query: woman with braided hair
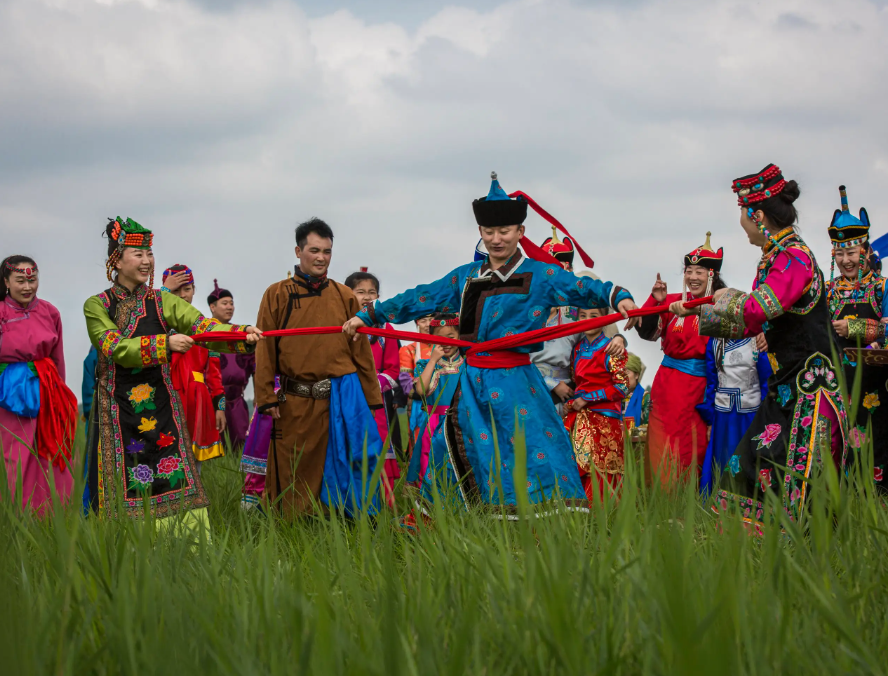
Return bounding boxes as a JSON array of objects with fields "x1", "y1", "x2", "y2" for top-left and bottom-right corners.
[
  {"x1": 82, "y1": 218, "x2": 262, "y2": 524},
  {"x1": 674, "y1": 164, "x2": 849, "y2": 528}
]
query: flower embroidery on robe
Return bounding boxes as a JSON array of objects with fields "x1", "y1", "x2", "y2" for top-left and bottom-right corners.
[
  {"x1": 777, "y1": 384, "x2": 792, "y2": 406},
  {"x1": 768, "y1": 353, "x2": 780, "y2": 374},
  {"x1": 128, "y1": 384, "x2": 156, "y2": 414},
  {"x1": 128, "y1": 464, "x2": 154, "y2": 489},
  {"x1": 138, "y1": 416, "x2": 157, "y2": 433},
  {"x1": 863, "y1": 392, "x2": 880, "y2": 411},
  {"x1": 850, "y1": 426, "x2": 867, "y2": 449},
  {"x1": 156, "y1": 456, "x2": 186, "y2": 487},
  {"x1": 875, "y1": 466, "x2": 884, "y2": 483},
  {"x1": 157, "y1": 432, "x2": 175, "y2": 448},
  {"x1": 758, "y1": 469, "x2": 772, "y2": 491},
  {"x1": 728, "y1": 455, "x2": 741, "y2": 476},
  {"x1": 752, "y1": 423, "x2": 782, "y2": 449},
  {"x1": 125, "y1": 439, "x2": 145, "y2": 454}
]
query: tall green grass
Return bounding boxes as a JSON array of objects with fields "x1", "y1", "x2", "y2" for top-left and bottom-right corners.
[{"x1": 3, "y1": 422, "x2": 888, "y2": 676}]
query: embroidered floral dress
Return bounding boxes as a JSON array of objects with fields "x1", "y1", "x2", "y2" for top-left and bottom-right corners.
[
  {"x1": 563, "y1": 333, "x2": 629, "y2": 501},
  {"x1": 83, "y1": 284, "x2": 250, "y2": 521},
  {"x1": 699, "y1": 227, "x2": 848, "y2": 526},
  {"x1": 827, "y1": 271, "x2": 888, "y2": 491}
]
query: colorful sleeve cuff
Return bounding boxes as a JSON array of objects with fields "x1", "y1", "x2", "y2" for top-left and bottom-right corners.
[
  {"x1": 699, "y1": 288, "x2": 747, "y2": 339},
  {"x1": 357, "y1": 304, "x2": 378, "y2": 327},
  {"x1": 100, "y1": 330, "x2": 122, "y2": 358},
  {"x1": 749, "y1": 282, "x2": 784, "y2": 321},
  {"x1": 139, "y1": 334, "x2": 169, "y2": 367},
  {"x1": 848, "y1": 318, "x2": 883, "y2": 344},
  {"x1": 213, "y1": 394, "x2": 226, "y2": 411}
]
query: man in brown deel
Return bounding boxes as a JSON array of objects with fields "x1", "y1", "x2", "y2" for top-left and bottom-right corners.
[{"x1": 255, "y1": 217, "x2": 383, "y2": 516}]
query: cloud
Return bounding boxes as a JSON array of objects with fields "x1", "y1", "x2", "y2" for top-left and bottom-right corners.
[{"x1": 1, "y1": 0, "x2": 887, "y2": 396}]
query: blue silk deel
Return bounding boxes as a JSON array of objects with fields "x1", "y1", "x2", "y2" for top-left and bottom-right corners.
[
  {"x1": 319, "y1": 373, "x2": 383, "y2": 516},
  {"x1": 0, "y1": 362, "x2": 40, "y2": 418}
]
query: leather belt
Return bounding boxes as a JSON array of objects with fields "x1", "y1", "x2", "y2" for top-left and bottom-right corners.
[{"x1": 278, "y1": 375, "x2": 332, "y2": 402}]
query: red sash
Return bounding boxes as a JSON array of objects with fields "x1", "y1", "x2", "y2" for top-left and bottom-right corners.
[{"x1": 33, "y1": 358, "x2": 77, "y2": 472}]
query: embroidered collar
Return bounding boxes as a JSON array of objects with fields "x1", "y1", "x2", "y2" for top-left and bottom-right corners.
[
  {"x1": 578, "y1": 331, "x2": 609, "y2": 353},
  {"x1": 3, "y1": 296, "x2": 38, "y2": 313},
  {"x1": 479, "y1": 250, "x2": 524, "y2": 282},
  {"x1": 111, "y1": 283, "x2": 149, "y2": 301},
  {"x1": 294, "y1": 267, "x2": 328, "y2": 290},
  {"x1": 834, "y1": 270, "x2": 875, "y2": 289},
  {"x1": 761, "y1": 227, "x2": 797, "y2": 256}
]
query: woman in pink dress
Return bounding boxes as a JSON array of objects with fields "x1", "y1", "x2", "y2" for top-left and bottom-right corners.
[{"x1": 0, "y1": 255, "x2": 77, "y2": 513}]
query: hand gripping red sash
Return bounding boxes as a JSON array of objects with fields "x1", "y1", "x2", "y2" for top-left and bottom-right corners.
[
  {"x1": 191, "y1": 297, "x2": 712, "y2": 369},
  {"x1": 32, "y1": 358, "x2": 78, "y2": 472}
]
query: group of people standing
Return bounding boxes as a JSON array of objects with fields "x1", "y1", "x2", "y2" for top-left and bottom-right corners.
[{"x1": 0, "y1": 163, "x2": 882, "y2": 533}]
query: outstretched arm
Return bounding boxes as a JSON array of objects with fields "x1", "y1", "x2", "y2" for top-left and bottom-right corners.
[{"x1": 355, "y1": 267, "x2": 465, "y2": 328}]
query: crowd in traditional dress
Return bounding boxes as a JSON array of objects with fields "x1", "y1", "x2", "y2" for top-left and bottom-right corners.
[{"x1": 1, "y1": 164, "x2": 882, "y2": 531}]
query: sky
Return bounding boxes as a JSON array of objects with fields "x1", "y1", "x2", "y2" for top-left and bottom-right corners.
[{"x1": 1, "y1": 0, "x2": 887, "y2": 402}]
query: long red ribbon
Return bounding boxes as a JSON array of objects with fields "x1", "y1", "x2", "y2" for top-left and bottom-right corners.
[
  {"x1": 192, "y1": 297, "x2": 712, "y2": 357},
  {"x1": 509, "y1": 190, "x2": 595, "y2": 270}
]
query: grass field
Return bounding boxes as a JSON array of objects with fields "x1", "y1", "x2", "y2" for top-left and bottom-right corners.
[{"x1": 2, "y1": 424, "x2": 888, "y2": 676}]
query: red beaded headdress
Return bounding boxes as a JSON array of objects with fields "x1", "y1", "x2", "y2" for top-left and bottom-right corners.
[
  {"x1": 4, "y1": 260, "x2": 38, "y2": 277},
  {"x1": 732, "y1": 164, "x2": 786, "y2": 206},
  {"x1": 109, "y1": 217, "x2": 153, "y2": 251},
  {"x1": 428, "y1": 316, "x2": 460, "y2": 328}
]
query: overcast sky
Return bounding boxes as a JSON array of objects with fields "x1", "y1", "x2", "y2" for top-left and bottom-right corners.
[{"x1": 2, "y1": 0, "x2": 887, "y2": 400}]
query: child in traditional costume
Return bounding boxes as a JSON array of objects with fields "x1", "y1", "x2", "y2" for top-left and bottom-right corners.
[
  {"x1": 826, "y1": 186, "x2": 888, "y2": 491},
  {"x1": 208, "y1": 280, "x2": 255, "y2": 448},
  {"x1": 83, "y1": 218, "x2": 259, "y2": 525},
  {"x1": 409, "y1": 313, "x2": 465, "y2": 485},
  {"x1": 637, "y1": 233, "x2": 723, "y2": 485},
  {"x1": 163, "y1": 264, "x2": 228, "y2": 468},
  {"x1": 563, "y1": 307, "x2": 629, "y2": 501},
  {"x1": 0, "y1": 256, "x2": 77, "y2": 513},
  {"x1": 696, "y1": 336, "x2": 771, "y2": 497},
  {"x1": 676, "y1": 164, "x2": 848, "y2": 527}
]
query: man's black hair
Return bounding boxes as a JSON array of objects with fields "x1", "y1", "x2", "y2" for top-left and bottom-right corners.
[
  {"x1": 344, "y1": 271, "x2": 380, "y2": 293},
  {"x1": 295, "y1": 217, "x2": 334, "y2": 249}
]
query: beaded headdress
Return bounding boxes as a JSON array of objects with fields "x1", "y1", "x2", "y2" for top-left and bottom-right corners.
[
  {"x1": 109, "y1": 217, "x2": 153, "y2": 252},
  {"x1": 828, "y1": 185, "x2": 871, "y2": 290},
  {"x1": 731, "y1": 164, "x2": 801, "y2": 267},
  {"x1": 4, "y1": 260, "x2": 38, "y2": 278},
  {"x1": 428, "y1": 316, "x2": 460, "y2": 328},
  {"x1": 828, "y1": 185, "x2": 869, "y2": 249},
  {"x1": 732, "y1": 164, "x2": 786, "y2": 206},
  {"x1": 105, "y1": 216, "x2": 154, "y2": 287}
]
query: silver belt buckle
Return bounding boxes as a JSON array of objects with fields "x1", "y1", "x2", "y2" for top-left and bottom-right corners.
[
  {"x1": 312, "y1": 379, "x2": 332, "y2": 400},
  {"x1": 295, "y1": 382, "x2": 313, "y2": 398}
]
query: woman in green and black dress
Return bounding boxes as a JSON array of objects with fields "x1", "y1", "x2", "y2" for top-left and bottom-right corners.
[{"x1": 83, "y1": 217, "x2": 261, "y2": 529}]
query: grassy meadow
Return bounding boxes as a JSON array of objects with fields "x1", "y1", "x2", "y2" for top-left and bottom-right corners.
[{"x1": 3, "y1": 420, "x2": 888, "y2": 676}]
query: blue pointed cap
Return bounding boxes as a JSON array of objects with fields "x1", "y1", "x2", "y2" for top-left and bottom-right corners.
[
  {"x1": 486, "y1": 171, "x2": 511, "y2": 201},
  {"x1": 829, "y1": 184, "x2": 869, "y2": 248}
]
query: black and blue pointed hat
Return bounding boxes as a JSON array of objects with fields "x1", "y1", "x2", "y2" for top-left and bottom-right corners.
[
  {"x1": 829, "y1": 185, "x2": 870, "y2": 249},
  {"x1": 472, "y1": 171, "x2": 528, "y2": 227}
]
